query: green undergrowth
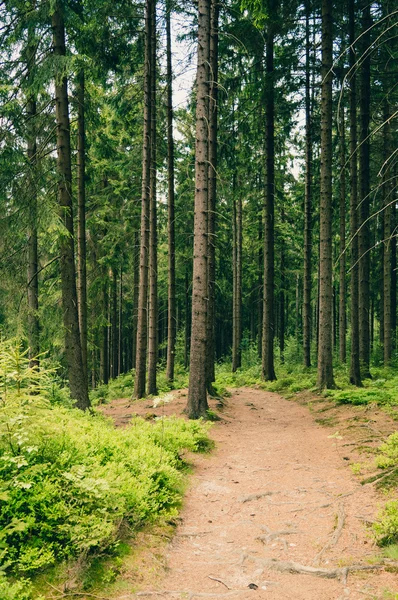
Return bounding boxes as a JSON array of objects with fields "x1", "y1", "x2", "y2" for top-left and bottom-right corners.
[
  {"x1": 0, "y1": 340, "x2": 211, "y2": 598},
  {"x1": 372, "y1": 433, "x2": 398, "y2": 546},
  {"x1": 89, "y1": 364, "x2": 189, "y2": 405}
]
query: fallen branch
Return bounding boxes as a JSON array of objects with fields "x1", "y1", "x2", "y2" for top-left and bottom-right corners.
[{"x1": 313, "y1": 502, "x2": 346, "y2": 565}]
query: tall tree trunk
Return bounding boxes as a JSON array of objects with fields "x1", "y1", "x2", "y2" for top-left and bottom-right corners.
[
  {"x1": 111, "y1": 268, "x2": 118, "y2": 378},
  {"x1": 77, "y1": 70, "x2": 88, "y2": 382},
  {"x1": 257, "y1": 206, "x2": 263, "y2": 357},
  {"x1": 52, "y1": 3, "x2": 89, "y2": 409},
  {"x1": 232, "y1": 183, "x2": 242, "y2": 372},
  {"x1": 358, "y1": 0, "x2": 372, "y2": 378},
  {"x1": 100, "y1": 275, "x2": 109, "y2": 384},
  {"x1": 118, "y1": 266, "x2": 123, "y2": 375},
  {"x1": 132, "y1": 229, "x2": 139, "y2": 368},
  {"x1": 206, "y1": 0, "x2": 219, "y2": 390},
  {"x1": 262, "y1": 7, "x2": 276, "y2": 382},
  {"x1": 26, "y1": 21, "x2": 39, "y2": 369},
  {"x1": 338, "y1": 107, "x2": 346, "y2": 363},
  {"x1": 383, "y1": 100, "x2": 392, "y2": 365},
  {"x1": 392, "y1": 196, "x2": 397, "y2": 349},
  {"x1": 184, "y1": 267, "x2": 190, "y2": 369},
  {"x1": 280, "y1": 239, "x2": 285, "y2": 364},
  {"x1": 147, "y1": 0, "x2": 158, "y2": 396},
  {"x1": 133, "y1": 0, "x2": 153, "y2": 398},
  {"x1": 348, "y1": 0, "x2": 362, "y2": 386},
  {"x1": 186, "y1": 0, "x2": 211, "y2": 418},
  {"x1": 317, "y1": 0, "x2": 334, "y2": 389},
  {"x1": 166, "y1": 0, "x2": 176, "y2": 384},
  {"x1": 303, "y1": 0, "x2": 312, "y2": 368}
]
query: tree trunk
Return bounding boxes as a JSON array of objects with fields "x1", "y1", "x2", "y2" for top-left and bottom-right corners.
[
  {"x1": 184, "y1": 267, "x2": 190, "y2": 369},
  {"x1": 257, "y1": 207, "x2": 263, "y2": 358},
  {"x1": 338, "y1": 107, "x2": 346, "y2": 363},
  {"x1": 166, "y1": 0, "x2": 176, "y2": 384},
  {"x1": 100, "y1": 274, "x2": 109, "y2": 384},
  {"x1": 383, "y1": 100, "x2": 392, "y2": 365},
  {"x1": 133, "y1": 0, "x2": 153, "y2": 398},
  {"x1": 52, "y1": 3, "x2": 89, "y2": 409},
  {"x1": 280, "y1": 244, "x2": 285, "y2": 364},
  {"x1": 303, "y1": 0, "x2": 312, "y2": 368},
  {"x1": 206, "y1": 0, "x2": 219, "y2": 390},
  {"x1": 317, "y1": 0, "x2": 334, "y2": 389},
  {"x1": 358, "y1": 0, "x2": 372, "y2": 378},
  {"x1": 262, "y1": 8, "x2": 276, "y2": 382},
  {"x1": 77, "y1": 70, "x2": 88, "y2": 383},
  {"x1": 147, "y1": 0, "x2": 158, "y2": 396},
  {"x1": 111, "y1": 268, "x2": 118, "y2": 379},
  {"x1": 118, "y1": 266, "x2": 123, "y2": 376},
  {"x1": 26, "y1": 22, "x2": 39, "y2": 369},
  {"x1": 186, "y1": 0, "x2": 211, "y2": 418},
  {"x1": 348, "y1": 0, "x2": 361, "y2": 386},
  {"x1": 232, "y1": 182, "x2": 242, "y2": 372},
  {"x1": 132, "y1": 229, "x2": 139, "y2": 368}
]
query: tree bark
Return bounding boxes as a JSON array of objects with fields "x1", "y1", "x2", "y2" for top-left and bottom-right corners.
[
  {"x1": 186, "y1": 0, "x2": 211, "y2": 418},
  {"x1": 262, "y1": 6, "x2": 276, "y2": 382},
  {"x1": 77, "y1": 70, "x2": 88, "y2": 382},
  {"x1": 184, "y1": 267, "x2": 190, "y2": 369},
  {"x1": 358, "y1": 0, "x2": 372, "y2": 378},
  {"x1": 52, "y1": 2, "x2": 89, "y2": 409},
  {"x1": 118, "y1": 266, "x2": 123, "y2": 375},
  {"x1": 257, "y1": 206, "x2": 263, "y2": 357},
  {"x1": 317, "y1": 0, "x2": 334, "y2": 389},
  {"x1": 280, "y1": 229, "x2": 285, "y2": 364},
  {"x1": 232, "y1": 179, "x2": 242, "y2": 372},
  {"x1": 100, "y1": 274, "x2": 109, "y2": 384},
  {"x1": 26, "y1": 20, "x2": 39, "y2": 369},
  {"x1": 166, "y1": 0, "x2": 176, "y2": 384},
  {"x1": 348, "y1": 0, "x2": 361, "y2": 386},
  {"x1": 147, "y1": 0, "x2": 158, "y2": 396},
  {"x1": 111, "y1": 268, "x2": 118, "y2": 379},
  {"x1": 383, "y1": 100, "x2": 392, "y2": 365},
  {"x1": 206, "y1": 0, "x2": 219, "y2": 390},
  {"x1": 303, "y1": 0, "x2": 312, "y2": 368},
  {"x1": 338, "y1": 107, "x2": 346, "y2": 363},
  {"x1": 132, "y1": 229, "x2": 139, "y2": 369},
  {"x1": 133, "y1": 0, "x2": 153, "y2": 398}
]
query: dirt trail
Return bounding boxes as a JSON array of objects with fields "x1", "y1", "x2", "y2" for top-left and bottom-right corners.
[{"x1": 102, "y1": 388, "x2": 397, "y2": 600}]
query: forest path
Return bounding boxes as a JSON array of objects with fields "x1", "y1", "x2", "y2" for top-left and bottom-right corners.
[{"x1": 102, "y1": 388, "x2": 396, "y2": 600}]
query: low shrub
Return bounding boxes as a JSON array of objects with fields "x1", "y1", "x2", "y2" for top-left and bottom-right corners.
[{"x1": 0, "y1": 340, "x2": 210, "y2": 594}]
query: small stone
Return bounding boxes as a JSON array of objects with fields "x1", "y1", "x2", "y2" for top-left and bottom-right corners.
[{"x1": 248, "y1": 583, "x2": 258, "y2": 590}]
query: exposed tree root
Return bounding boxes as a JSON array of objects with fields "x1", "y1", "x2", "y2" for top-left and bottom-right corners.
[
  {"x1": 243, "y1": 555, "x2": 385, "y2": 585},
  {"x1": 135, "y1": 591, "x2": 248, "y2": 599},
  {"x1": 313, "y1": 502, "x2": 346, "y2": 565},
  {"x1": 207, "y1": 575, "x2": 230, "y2": 589},
  {"x1": 239, "y1": 491, "x2": 275, "y2": 503}
]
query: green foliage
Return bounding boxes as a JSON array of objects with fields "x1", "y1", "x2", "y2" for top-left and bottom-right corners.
[
  {"x1": 90, "y1": 367, "x2": 190, "y2": 405},
  {"x1": 376, "y1": 433, "x2": 398, "y2": 470},
  {"x1": 0, "y1": 340, "x2": 210, "y2": 594},
  {"x1": 374, "y1": 501, "x2": 398, "y2": 546},
  {"x1": 0, "y1": 573, "x2": 37, "y2": 600}
]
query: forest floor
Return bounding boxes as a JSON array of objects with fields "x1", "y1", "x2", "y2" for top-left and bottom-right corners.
[{"x1": 97, "y1": 387, "x2": 398, "y2": 600}]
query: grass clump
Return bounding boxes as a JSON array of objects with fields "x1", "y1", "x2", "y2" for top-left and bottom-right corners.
[{"x1": 0, "y1": 339, "x2": 210, "y2": 596}]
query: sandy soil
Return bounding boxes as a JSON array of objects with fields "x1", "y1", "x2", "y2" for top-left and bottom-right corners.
[{"x1": 100, "y1": 388, "x2": 398, "y2": 600}]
